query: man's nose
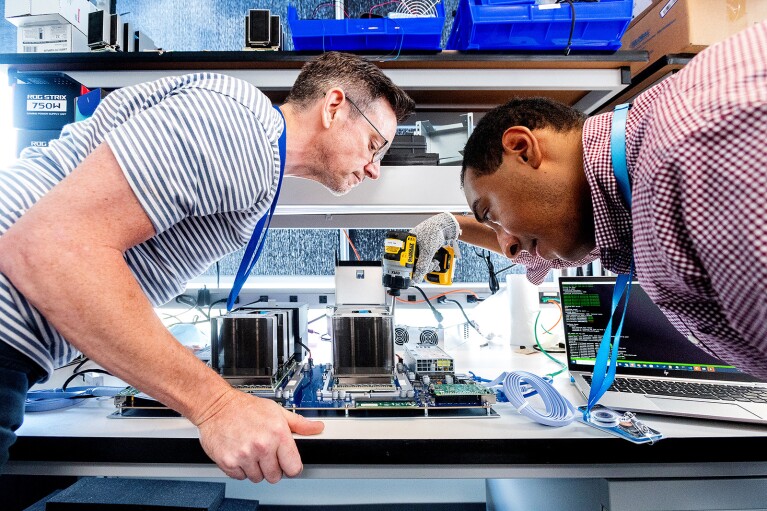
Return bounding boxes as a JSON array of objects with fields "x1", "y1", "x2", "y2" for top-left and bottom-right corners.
[
  {"x1": 364, "y1": 161, "x2": 381, "y2": 180},
  {"x1": 495, "y1": 230, "x2": 521, "y2": 259}
]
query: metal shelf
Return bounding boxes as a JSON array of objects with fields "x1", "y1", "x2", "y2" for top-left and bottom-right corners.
[
  {"x1": 273, "y1": 165, "x2": 466, "y2": 228},
  {"x1": 1, "y1": 50, "x2": 644, "y2": 113},
  {"x1": 0, "y1": 51, "x2": 646, "y2": 224},
  {"x1": 593, "y1": 53, "x2": 694, "y2": 115}
]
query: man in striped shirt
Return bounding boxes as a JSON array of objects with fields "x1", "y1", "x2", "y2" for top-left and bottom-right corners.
[
  {"x1": 413, "y1": 21, "x2": 767, "y2": 381},
  {"x1": 0, "y1": 52, "x2": 414, "y2": 482}
]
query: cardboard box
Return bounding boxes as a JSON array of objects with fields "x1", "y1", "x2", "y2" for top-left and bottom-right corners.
[
  {"x1": 16, "y1": 129, "x2": 62, "y2": 157},
  {"x1": 621, "y1": 0, "x2": 767, "y2": 76},
  {"x1": 16, "y1": 21, "x2": 89, "y2": 52},
  {"x1": 5, "y1": 0, "x2": 95, "y2": 36},
  {"x1": 13, "y1": 83, "x2": 80, "y2": 130}
]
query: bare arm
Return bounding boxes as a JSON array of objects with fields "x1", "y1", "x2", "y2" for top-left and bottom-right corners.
[
  {"x1": 0, "y1": 143, "x2": 323, "y2": 482},
  {"x1": 455, "y1": 214, "x2": 506, "y2": 256}
]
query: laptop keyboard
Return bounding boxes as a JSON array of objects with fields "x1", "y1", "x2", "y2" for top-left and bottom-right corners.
[{"x1": 584, "y1": 376, "x2": 767, "y2": 403}]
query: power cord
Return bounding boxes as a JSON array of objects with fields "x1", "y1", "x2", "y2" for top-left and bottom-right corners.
[
  {"x1": 175, "y1": 294, "x2": 210, "y2": 320},
  {"x1": 413, "y1": 285, "x2": 443, "y2": 324},
  {"x1": 474, "y1": 248, "x2": 500, "y2": 294},
  {"x1": 296, "y1": 340, "x2": 312, "y2": 362},
  {"x1": 62, "y1": 368, "x2": 112, "y2": 391},
  {"x1": 308, "y1": 314, "x2": 327, "y2": 325},
  {"x1": 493, "y1": 263, "x2": 517, "y2": 277},
  {"x1": 305, "y1": 313, "x2": 329, "y2": 340},
  {"x1": 207, "y1": 297, "x2": 228, "y2": 318},
  {"x1": 438, "y1": 296, "x2": 486, "y2": 345},
  {"x1": 558, "y1": 0, "x2": 576, "y2": 56}
]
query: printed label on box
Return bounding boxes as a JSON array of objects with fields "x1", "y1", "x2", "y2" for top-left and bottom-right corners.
[
  {"x1": 19, "y1": 23, "x2": 73, "y2": 52},
  {"x1": 660, "y1": 0, "x2": 679, "y2": 18},
  {"x1": 20, "y1": 24, "x2": 70, "y2": 52},
  {"x1": 21, "y1": 23, "x2": 69, "y2": 42},
  {"x1": 14, "y1": 84, "x2": 78, "y2": 129},
  {"x1": 16, "y1": 128, "x2": 62, "y2": 157},
  {"x1": 26, "y1": 96, "x2": 68, "y2": 114}
]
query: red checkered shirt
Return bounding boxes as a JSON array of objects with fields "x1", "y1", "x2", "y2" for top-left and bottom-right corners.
[{"x1": 521, "y1": 20, "x2": 767, "y2": 380}]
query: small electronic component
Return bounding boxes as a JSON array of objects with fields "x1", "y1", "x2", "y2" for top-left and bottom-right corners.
[
  {"x1": 431, "y1": 383, "x2": 497, "y2": 406},
  {"x1": 402, "y1": 344, "x2": 454, "y2": 378},
  {"x1": 577, "y1": 405, "x2": 663, "y2": 444},
  {"x1": 113, "y1": 387, "x2": 179, "y2": 418}
]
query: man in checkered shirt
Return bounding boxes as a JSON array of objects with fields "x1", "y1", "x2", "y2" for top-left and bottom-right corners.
[{"x1": 412, "y1": 20, "x2": 767, "y2": 380}]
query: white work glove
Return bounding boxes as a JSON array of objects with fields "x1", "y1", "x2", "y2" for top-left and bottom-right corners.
[{"x1": 409, "y1": 212, "x2": 461, "y2": 284}]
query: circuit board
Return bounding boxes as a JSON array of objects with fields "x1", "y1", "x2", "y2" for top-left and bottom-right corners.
[{"x1": 111, "y1": 363, "x2": 499, "y2": 419}]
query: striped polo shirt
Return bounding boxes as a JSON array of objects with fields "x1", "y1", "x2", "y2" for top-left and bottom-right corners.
[{"x1": 0, "y1": 72, "x2": 283, "y2": 379}]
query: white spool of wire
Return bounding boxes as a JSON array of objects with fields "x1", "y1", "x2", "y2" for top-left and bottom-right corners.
[{"x1": 589, "y1": 407, "x2": 620, "y2": 428}]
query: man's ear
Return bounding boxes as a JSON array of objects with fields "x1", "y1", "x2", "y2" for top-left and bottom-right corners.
[
  {"x1": 501, "y1": 126, "x2": 542, "y2": 168},
  {"x1": 321, "y1": 88, "x2": 345, "y2": 129}
]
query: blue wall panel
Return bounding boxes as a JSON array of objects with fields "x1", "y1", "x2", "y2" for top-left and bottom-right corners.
[{"x1": 1, "y1": 1, "x2": 459, "y2": 53}]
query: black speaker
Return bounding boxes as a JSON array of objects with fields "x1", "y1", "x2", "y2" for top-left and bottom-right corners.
[
  {"x1": 109, "y1": 14, "x2": 121, "y2": 48},
  {"x1": 269, "y1": 15, "x2": 282, "y2": 49},
  {"x1": 87, "y1": 10, "x2": 105, "y2": 48},
  {"x1": 246, "y1": 9, "x2": 271, "y2": 47},
  {"x1": 122, "y1": 21, "x2": 132, "y2": 52}
]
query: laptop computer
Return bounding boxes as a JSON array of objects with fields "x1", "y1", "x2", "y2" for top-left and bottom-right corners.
[{"x1": 559, "y1": 276, "x2": 767, "y2": 425}]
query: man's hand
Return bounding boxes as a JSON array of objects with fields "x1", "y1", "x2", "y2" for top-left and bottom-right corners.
[
  {"x1": 196, "y1": 389, "x2": 324, "y2": 483},
  {"x1": 410, "y1": 212, "x2": 461, "y2": 284}
]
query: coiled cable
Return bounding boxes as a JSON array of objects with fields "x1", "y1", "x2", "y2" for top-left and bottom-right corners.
[
  {"x1": 488, "y1": 371, "x2": 577, "y2": 427},
  {"x1": 25, "y1": 386, "x2": 124, "y2": 412}
]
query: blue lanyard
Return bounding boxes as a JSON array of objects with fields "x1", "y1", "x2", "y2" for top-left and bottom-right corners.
[
  {"x1": 584, "y1": 103, "x2": 635, "y2": 420},
  {"x1": 226, "y1": 106, "x2": 286, "y2": 311}
]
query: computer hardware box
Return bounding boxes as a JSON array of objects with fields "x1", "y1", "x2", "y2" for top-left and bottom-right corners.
[
  {"x1": 210, "y1": 310, "x2": 280, "y2": 385},
  {"x1": 232, "y1": 301, "x2": 309, "y2": 362},
  {"x1": 330, "y1": 305, "x2": 394, "y2": 382}
]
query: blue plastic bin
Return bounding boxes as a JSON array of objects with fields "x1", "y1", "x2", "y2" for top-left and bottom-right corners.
[
  {"x1": 446, "y1": 0, "x2": 633, "y2": 51},
  {"x1": 288, "y1": 3, "x2": 445, "y2": 51}
]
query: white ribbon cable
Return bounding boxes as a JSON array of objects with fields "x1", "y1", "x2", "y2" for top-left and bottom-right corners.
[{"x1": 501, "y1": 371, "x2": 577, "y2": 427}]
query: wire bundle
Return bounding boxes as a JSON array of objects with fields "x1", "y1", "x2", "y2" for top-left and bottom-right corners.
[{"x1": 25, "y1": 386, "x2": 124, "y2": 412}]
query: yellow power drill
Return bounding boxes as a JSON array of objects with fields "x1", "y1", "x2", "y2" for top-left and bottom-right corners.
[{"x1": 382, "y1": 230, "x2": 456, "y2": 296}]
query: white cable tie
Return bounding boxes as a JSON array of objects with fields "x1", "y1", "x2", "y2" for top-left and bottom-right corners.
[{"x1": 516, "y1": 401, "x2": 530, "y2": 413}]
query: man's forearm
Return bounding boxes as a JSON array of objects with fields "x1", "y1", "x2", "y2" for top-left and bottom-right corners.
[
  {"x1": 0, "y1": 239, "x2": 231, "y2": 424},
  {"x1": 0, "y1": 141, "x2": 234, "y2": 425},
  {"x1": 454, "y1": 214, "x2": 506, "y2": 256}
]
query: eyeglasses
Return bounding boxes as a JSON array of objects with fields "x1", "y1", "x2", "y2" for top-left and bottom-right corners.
[{"x1": 345, "y1": 96, "x2": 390, "y2": 164}]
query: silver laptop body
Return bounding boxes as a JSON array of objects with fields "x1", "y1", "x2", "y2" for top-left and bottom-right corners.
[{"x1": 559, "y1": 277, "x2": 767, "y2": 425}]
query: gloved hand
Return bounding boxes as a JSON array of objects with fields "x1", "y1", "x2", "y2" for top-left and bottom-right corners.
[{"x1": 409, "y1": 212, "x2": 461, "y2": 285}]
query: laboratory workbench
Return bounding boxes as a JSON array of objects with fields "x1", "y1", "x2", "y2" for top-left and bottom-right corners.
[{"x1": 7, "y1": 343, "x2": 767, "y2": 481}]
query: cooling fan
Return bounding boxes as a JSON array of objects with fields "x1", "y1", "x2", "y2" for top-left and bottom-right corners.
[
  {"x1": 394, "y1": 325, "x2": 443, "y2": 348},
  {"x1": 393, "y1": 0, "x2": 439, "y2": 17}
]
